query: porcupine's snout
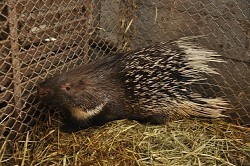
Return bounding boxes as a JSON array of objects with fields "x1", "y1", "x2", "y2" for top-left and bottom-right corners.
[{"x1": 37, "y1": 86, "x2": 53, "y2": 98}]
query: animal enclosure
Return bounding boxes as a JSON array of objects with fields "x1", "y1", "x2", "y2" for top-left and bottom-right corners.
[{"x1": 0, "y1": 0, "x2": 249, "y2": 147}]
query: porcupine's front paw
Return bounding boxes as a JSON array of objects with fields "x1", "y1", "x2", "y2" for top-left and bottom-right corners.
[
  {"x1": 60, "y1": 116, "x2": 96, "y2": 133},
  {"x1": 134, "y1": 113, "x2": 167, "y2": 125},
  {"x1": 60, "y1": 116, "x2": 87, "y2": 133},
  {"x1": 61, "y1": 122, "x2": 82, "y2": 133}
]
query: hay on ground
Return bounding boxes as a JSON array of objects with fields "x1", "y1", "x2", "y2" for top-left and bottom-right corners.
[{"x1": 0, "y1": 118, "x2": 249, "y2": 166}]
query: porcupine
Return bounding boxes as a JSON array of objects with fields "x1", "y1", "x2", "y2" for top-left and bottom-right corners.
[{"x1": 37, "y1": 36, "x2": 228, "y2": 132}]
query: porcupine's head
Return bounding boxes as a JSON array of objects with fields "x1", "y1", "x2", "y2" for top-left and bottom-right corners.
[{"x1": 37, "y1": 57, "x2": 127, "y2": 132}]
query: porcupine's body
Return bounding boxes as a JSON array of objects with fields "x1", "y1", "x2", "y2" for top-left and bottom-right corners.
[{"x1": 38, "y1": 36, "x2": 228, "y2": 132}]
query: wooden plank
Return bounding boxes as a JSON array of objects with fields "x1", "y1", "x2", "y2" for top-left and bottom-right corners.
[
  {"x1": 0, "y1": 57, "x2": 11, "y2": 72},
  {"x1": 21, "y1": 44, "x2": 83, "y2": 77},
  {"x1": 21, "y1": 57, "x2": 83, "y2": 90},
  {"x1": 0, "y1": 43, "x2": 10, "y2": 70},
  {"x1": 0, "y1": 2, "x2": 7, "y2": 22},
  {"x1": 16, "y1": 0, "x2": 88, "y2": 14},
  {"x1": 0, "y1": 105, "x2": 15, "y2": 120},
  {"x1": 16, "y1": 31, "x2": 86, "y2": 62},
  {"x1": 19, "y1": 1, "x2": 87, "y2": 28},
  {"x1": 19, "y1": 17, "x2": 87, "y2": 46},
  {"x1": 0, "y1": 21, "x2": 8, "y2": 31},
  {"x1": 0, "y1": 40, "x2": 10, "y2": 47},
  {"x1": 0, "y1": 91, "x2": 13, "y2": 102},
  {"x1": 21, "y1": 50, "x2": 83, "y2": 78},
  {"x1": 0, "y1": 74, "x2": 12, "y2": 86},
  {"x1": 0, "y1": 2, "x2": 7, "y2": 6},
  {"x1": 0, "y1": 65, "x2": 11, "y2": 74}
]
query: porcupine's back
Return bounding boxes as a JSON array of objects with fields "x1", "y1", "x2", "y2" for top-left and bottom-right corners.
[
  {"x1": 119, "y1": 36, "x2": 228, "y2": 122},
  {"x1": 38, "y1": 36, "x2": 229, "y2": 132}
]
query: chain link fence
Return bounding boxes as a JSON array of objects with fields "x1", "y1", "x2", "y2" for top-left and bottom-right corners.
[{"x1": 0, "y1": 0, "x2": 249, "y2": 143}]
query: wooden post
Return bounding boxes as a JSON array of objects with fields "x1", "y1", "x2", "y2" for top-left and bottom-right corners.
[
  {"x1": 93, "y1": 0, "x2": 102, "y2": 35},
  {"x1": 8, "y1": 0, "x2": 23, "y2": 117},
  {"x1": 83, "y1": 0, "x2": 93, "y2": 63}
]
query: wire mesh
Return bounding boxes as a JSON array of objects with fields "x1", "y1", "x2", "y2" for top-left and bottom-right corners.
[{"x1": 0, "y1": 0, "x2": 249, "y2": 143}]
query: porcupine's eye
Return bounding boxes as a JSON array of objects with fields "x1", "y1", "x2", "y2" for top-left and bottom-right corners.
[{"x1": 60, "y1": 83, "x2": 71, "y2": 91}]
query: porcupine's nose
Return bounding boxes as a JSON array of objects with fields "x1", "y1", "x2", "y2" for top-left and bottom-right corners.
[{"x1": 37, "y1": 86, "x2": 50, "y2": 98}]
